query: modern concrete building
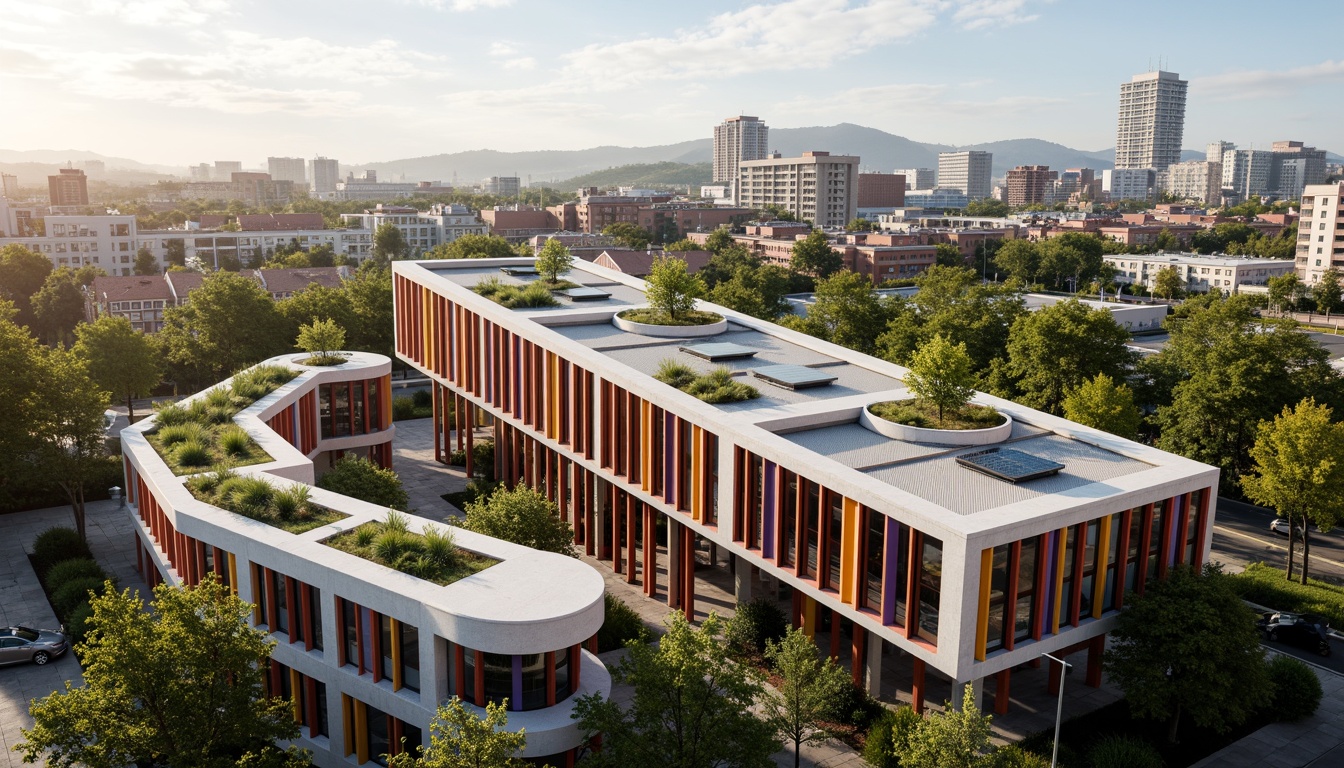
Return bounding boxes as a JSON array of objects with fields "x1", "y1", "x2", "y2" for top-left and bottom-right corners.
[
  {"x1": 1101, "y1": 169, "x2": 1154, "y2": 202},
  {"x1": 1206, "y1": 141, "x2": 1235, "y2": 164},
  {"x1": 738, "y1": 151, "x2": 860, "y2": 228},
  {"x1": 895, "y1": 168, "x2": 935, "y2": 191},
  {"x1": 268, "y1": 157, "x2": 309, "y2": 187},
  {"x1": 903, "y1": 189, "x2": 970, "y2": 209},
  {"x1": 392, "y1": 256, "x2": 1217, "y2": 717},
  {"x1": 1270, "y1": 141, "x2": 1327, "y2": 201},
  {"x1": 48, "y1": 167, "x2": 89, "y2": 207},
  {"x1": 1159, "y1": 160, "x2": 1222, "y2": 204},
  {"x1": 1221, "y1": 149, "x2": 1274, "y2": 200},
  {"x1": 339, "y1": 204, "x2": 487, "y2": 256},
  {"x1": 182, "y1": 173, "x2": 296, "y2": 206},
  {"x1": 1114, "y1": 70, "x2": 1187, "y2": 171},
  {"x1": 937, "y1": 152, "x2": 992, "y2": 201},
  {"x1": 311, "y1": 157, "x2": 341, "y2": 197},
  {"x1": 713, "y1": 115, "x2": 769, "y2": 184},
  {"x1": 1106, "y1": 251, "x2": 1296, "y2": 294},
  {"x1": 1297, "y1": 182, "x2": 1344, "y2": 284},
  {"x1": 482, "y1": 176, "x2": 521, "y2": 198},
  {"x1": 214, "y1": 161, "x2": 244, "y2": 181},
  {"x1": 120, "y1": 353, "x2": 609, "y2": 767},
  {"x1": 1005, "y1": 166, "x2": 1057, "y2": 208}
]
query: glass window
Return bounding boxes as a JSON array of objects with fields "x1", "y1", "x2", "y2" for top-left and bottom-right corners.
[
  {"x1": 333, "y1": 383, "x2": 351, "y2": 437},
  {"x1": 482, "y1": 652, "x2": 512, "y2": 707},
  {"x1": 319, "y1": 385, "x2": 333, "y2": 438},
  {"x1": 1184, "y1": 491, "x2": 1202, "y2": 564},
  {"x1": 520, "y1": 653, "x2": 547, "y2": 711},
  {"x1": 461, "y1": 647, "x2": 477, "y2": 704},
  {"x1": 780, "y1": 471, "x2": 797, "y2": 568},
  {"x1": 253, "y1": 566, "x2": 269, "y2": 627},
  {"x1": 314, "y1": 681, "x2": 328, "y2": 737},
  {"x1": 862, "y1": 508, "x2": 884, "y2": 611},
  {"x1": 1102, "y1": 513, "x2": 1122, "y2": 612},
  {"x1": 1014, "y1": 537, "x2": 1038, "y2": 642},
  {"x1": 554, "y1": 647, "x2": 572, "y2": 702},
  {"x1": 366, "y1": 704, "x2": 390, "y2": 767},
  {"x1": 368, "y1": 379, "x2": 381, "y2": 431},
  {"x1": 985, "y1": 544, "x2": 1010, "y2": 652},
  {"x1": 400, "y1": 723, "x2": 421, "y2": 758},
  {"x1": 380, "y1": 615, "x2": 395, "y2": 682},
  {"x1": 1125, "y1": 509, "x2": 1143, "y2": 595},
  {"x1": 826, "y1": 491, "x2": 844, "y2": 591},
  {"x1": 917, "y1": 536, "x2": 942, "y2": 644},
  {"x1": 804, "y1": 481, "x2": 820, "y2": 578},
  {"x1": 310, "y1": 587, "x2": 323, "y2": 650},
  {"x1": 352, "y1": 381, "x2": 366, "y2": 436},
  {"x1": 1060, "y1": 526, "x2": 1078, "y2": 623},
  {"x1": 1079, "y1": 522, "x2": 1099, "y2": 618},
  {"x1": 1147, "y1": 501, "x2": 1166, "y2": 583},
  {"x1": 401, "y1": 623, "x2": 419, "y2": 693},
  {"x1": 273, "y1": 572, "x2": 289, "y2": 635},
  {"x1": 342, "y1": 599, "x2": 357, "y2": 669},
  {"x1": 749, "y1": 455, "x2": 764, "y2": 549}
]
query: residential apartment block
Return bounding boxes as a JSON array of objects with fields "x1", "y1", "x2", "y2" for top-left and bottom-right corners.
[
  {"x1": 713, "y1": 115, "x2": 769, "y2": 184},
  {"x1": 895, "y1": 168, "x2": 935, "y2": 191},
  {"x1": 268, "y1": 157, "x2": 309, "y2": 187},
  {"x1": 937, "y1": 152, "x2": 992, "y2": 201},
  {"x1": 1159, "y1": 160, "x2": 1222, "y2": 204},
  {"x1": 392, "y1": 256, "x2": 1217, "y2": 719},
  {"x1": 182, "y1": 173, "x2": 296, "y2": 206},
  {"x1": 1221, "y1": 149, "x2": 1274, "y2": 200},
  {"x1": 1005, "y1": 166, "x2": 1057, "y2": 208},
  {"x1": 339, "y1": 204, "x2": 487, "y2": 255},
  {"x1": 311, "y1": 157, "x2": 341, "y2": 197},
  {"x1": 482, "y1": 176, "x2": 521, "y2": 198},
  {"x1": 1297, "y1": 182, "x2": 1344, "y2": 284},
  {"x1": 738, "y1": 151, "x2": 859, "y2": 228},
  {"x1": 48, "y1": 167, "x2": 89, "y2": 207},
  {"x1": 1114, "y1": 70, "x2": 1187, "y2": 171},
  {"x1": 1105, "y1": 251, "x2": 1296, "y2": 294},
  {"x1": 120, "y1": 353, "x2": 609, "y2": 767},
  {"x1": 1101, "y1": 168, "x2": 1154, "y2": 202}
]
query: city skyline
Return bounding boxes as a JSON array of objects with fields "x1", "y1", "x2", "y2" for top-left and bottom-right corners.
[{"x1": 2, "y1": 0, "x2": 1343, "y2": 167}]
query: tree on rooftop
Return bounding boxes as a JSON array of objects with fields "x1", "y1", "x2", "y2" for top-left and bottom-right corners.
[
  {"x1": 534, "y1": 238, "x2": 573, "y2": 284},
  {"x1": 643, "y1": 255, "x2": 706, "y2": 322},
  {"x1": 905, "y1": 334, "x2": 976, "y2": 424},
  {"x1": 296, "y1": 317, "x2": 346, "y2": 362}
]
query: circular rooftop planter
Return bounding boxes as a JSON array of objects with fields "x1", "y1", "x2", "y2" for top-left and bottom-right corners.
[
  {"x1": 613, "y1": 307, "x2": 727, "y2": 337},
  {"x1": 860, "y1": 400, "x2": 1012, "y2": 446}
]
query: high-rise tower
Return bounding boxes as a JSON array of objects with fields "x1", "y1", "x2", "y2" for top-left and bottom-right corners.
[
  {"x1": 712, "y1": 116, "x2": 768, "y2": 184},
  {"x1": 1115, "y1": 70, "x2": 1188, "y2": 171}
]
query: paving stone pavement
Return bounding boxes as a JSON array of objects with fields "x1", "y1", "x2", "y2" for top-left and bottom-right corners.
[{"x1": 0, "y1": 499, "x2": 148, "y2": 768}]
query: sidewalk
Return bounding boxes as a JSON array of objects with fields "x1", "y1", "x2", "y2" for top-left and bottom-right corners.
[{"x1": 0, "y1": 499, "x2": 147, "y2": 768}]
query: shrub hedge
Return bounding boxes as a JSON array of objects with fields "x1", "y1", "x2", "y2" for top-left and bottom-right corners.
[
  {"x1": 30, "y1": 527, "x2": 93, "y2": 579},
  {"x1": 1229, "y1": 561, "x2": 1344, "y2": 629},
  {"x1": 1267, "y1": 654, "x2": 1323, "y2": 722},
  {"x1": 725, "y1": 596, "x2": 788, "y2": 655},
  {"x1": 597, "y1": 592, "x2": 648, "y2": 653}
]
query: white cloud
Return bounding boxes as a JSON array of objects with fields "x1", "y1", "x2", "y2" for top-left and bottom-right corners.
[
  {"x1": 952, "y1": 0, "x2": 1039, "y2": 30},
  {"x1": 412, "y1": 0, "x2": 514, "y2": 10},
  {"x1": 1194, "y1": 60, "x2": 1344, "y2": 101},
  {"x1": 770, "y1": 81, "x2": 1067, "y2": 128},
  {"x1": 489, "y1": 41, "x2": 519, "y2": 57},
  {"x1": 83, "y1": 0, "x2": 230, "y2": 27},
  {"x1": 502, "y1": 57, "x2": 536, "y2": 70}
]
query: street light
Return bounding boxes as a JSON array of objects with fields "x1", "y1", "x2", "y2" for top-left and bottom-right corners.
[{"x1": 1042, "y1": 652, "x2": 1072, "y2": 768}]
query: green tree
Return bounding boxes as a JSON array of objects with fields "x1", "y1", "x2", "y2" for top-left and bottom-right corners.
[
  {"x1": 373, "y1": 222, "x2": 409, "y2": 265},
  {"x1": 991, "y1": 239, "x2": 1039, "y2": 285},
  {"x1": 762, "y1": 203, "x2": 799, "y2": 222},
  {"x1": 1104, "y1": 565, "x2": 1271, "y2": 744},
  {"x1": 279, "y1": 284, "x2": 357, "y2": 340},
  {"x1": 534, "y1": 238, "x2": 573, "y2": 284},
  {"x1": 894, "y1": 685, "x2": 994, "y2": 768},
  {"x1": 29, "y1": 348, "x2": 109, "y2": 540},
  {"x1": 1154, "y1": 227, "x2": 1180, "y2": 251},
  {"x1": 31, "y1": 267, "x2": 87, "y2": 346},
  {"x1": 0, "y1": 301, "x2": 53, "y2": 509},
  {"x1": 992, "y1": 300, "x2": 1136, "y2": 415},
  {"x1": 156, "y1": 271, "x2": 289, "y2": 388},
  {"x1": 424, "y1": 234, "x2": 517, "y2": 260},
  {"x1": 790, "y1": 230, "x2": 843, "y2": 279},
  {"x1": 133, "y1": 247, "x2": 159, "y2": 275},
  {"x1": 17, "y1": 575, "x2": 306, "y2": 768},
  {"x1": 710, "y1": 263, "x2": 792, "y2": 320},
  {"x1": 644, "y1": 256, "x2": 706, "y2": 321},
  {"x1": 1267, "y1": 272, "x2": 1301, "y2": 312},
  {"x1": 762, "y1": 627, "x2": 850, "y2": 768},
  {"x1": 574, "y1": 612, "x2": 779, "y2": 768},
  {"x1": 386, "y1": 698, "x2": 526, "y2": 768},
  {"x1": 318, "y1": 455, "x2": 409, "y2": 510},
  {"x1": 783, "y1": 270, "x2": 894, "y2": 355},
  {"x1": 846, "y1": 217, "x2": 874, "y2": 232},
  {"x1": 905, "y1": 335, "x2": 976, "y2": 423},
  {"x1": 0, "y1": 243, "x2": 54, "y2": 328},
  {"x1": 296, "y1": 317, "x2": 345, "y2": 362},
  {"x1": 703, "y1": 227, "x2": 735, "y2": 255},
  {"x1": 1152, "y1": 296, "x2": 1341, "y2": 489},
  {"x1": 461, "y1": 484, "x2": 575, "y2": 556},
  {"x1": 934, "y1": 243, "x2": 965, "y2": 267},
  {"x1": 344, "y1": 262, "x2": 395, "y2": 360},
  {"x1": 965, "y1": 199, "x2": 1010, "y2": 217},
  {"x1": 1312, "y1": 268, "x2": 1343, "y2": 314},
  {"x1": 1037, "y1": 233, "x2": 1106, "y2": 291},
  {"x1": 1061, "y1": 373, "x2": 1142, "y2": 439},
  {"x1": 663, "y1": 237, "x2": 700, "y2": 252},
  {"x1": 1152, "y1": 265, "x2": 1184, "y2": 300},
  {"x1": 1241, "y1": 399, "x2": 1344, "y2": 583},
  {"x1": 602, "y1": 222, "x2": 654, "y2": 250},
  {"x1": 876, "y1": 266, "x2": 1026, "y2": 373},
  {"x1": 164, "y1": 238, "x2": 187, "y2": 268},
  {"x1": 73, "y1": 316, "x2": 160, "y2": 423},
  {"x1": 698, "y1": 244, "x2": 759, "y2": 289}
]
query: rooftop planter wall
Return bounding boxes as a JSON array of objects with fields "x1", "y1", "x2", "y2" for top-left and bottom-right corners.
[
  {"x1": 613, "y1": 306, "x2": 727, "y2": 337},
  {"x1": 861, "y1": 399, "x2": 1012, "y2": 446}
]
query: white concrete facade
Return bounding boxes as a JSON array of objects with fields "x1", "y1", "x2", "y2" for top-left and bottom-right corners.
[
  {"x1": 737, "y1": 152, "x2": 859, "y2": 228},
  {"x1": 1105, "y1": 251, "x2": 1297, "y2": 294},
  {"x1": 1115, "y1": 70, "x2": 1187, "y2": 171},
  {"x1": 340, "y1": 204, "x2": 487, "y2": 256},
  {"x1": 713, "y1": 115, "x2": 769, "y2": 184},
  {"x1": 937, "y1": 152, "x2": 992, "y2": 201},
  {"x1": 120, "y1": 352, "x2": 609, "y2": 766},
  {"x1": 1297, "y1": 182, "x2": 1344, "y2": 284}
]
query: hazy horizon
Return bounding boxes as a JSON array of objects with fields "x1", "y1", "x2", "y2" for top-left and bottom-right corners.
[{"x1": 4, "y1": 0, "x2": 1342, "y2": 168}]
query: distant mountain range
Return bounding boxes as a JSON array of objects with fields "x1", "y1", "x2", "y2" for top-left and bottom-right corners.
[{"x1": 4, "y1": 124, "x2": 1340, "y2": 190}]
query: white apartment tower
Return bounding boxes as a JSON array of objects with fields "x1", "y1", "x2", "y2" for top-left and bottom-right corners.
[
  {"x1": 1115, "y1": 70, "x2": 1188, "y2": 171},
  {"x1": 713, "y1": 115, "x2": 769, "y2": 184},
  {"x1": 267, "y1": 157, "x2": 308, "y2": 187},
  {"x1": 937, "y1": 151, "x2": 992, "y2": 201},
  {"x1": 310, "y1": 157, "x2": 340, "y2": 196},
  {"x1": 895, "y1": 168, "x2": 935, "y2": 190},
  {"x1": 1206, "y1": 141, "x2": 1235, "y2": 164},
  {"x1": 1298, "y1": 182, "x2": 1344, "y2": 285},
  {"x1": 737, "y1": 151, "x2": 858, "y2": 227}
]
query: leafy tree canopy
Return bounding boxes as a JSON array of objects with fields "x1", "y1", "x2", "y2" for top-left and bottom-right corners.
[
  {"x1": 762, "y1": 627, "x2": 850, "y2": 768},
  {"x1": 905, "y1": 335, "x2": 976, "y2": 423},
  {"x1": 424, "y1": 234, "x2": 517, "y2": 261},
  {"x1": 782, "y1": 270, "x2": 896, "y2": 355},
  {"x1": 602, "y1": 222, "x2": 654, "y2": 250},
  {"x1": 318, "y1": 455, "x2": 409, "y2": 510},
  {"x1": 644, "y1": 256, "x2": 706, "y2": 321},
  {"x1": 387, "y1": 698, "x2": 526, "y2": 768},
  {"x1": 790, "y1": 230, "x2": 843, "y2": 279},
  {"x1": 373, "y1": 222, "x2": 410, "y2": 265},
  {"x1": 0, "y1": 243, "x2": 53, "y2": 328},
  {"x1": 73, "y1": 315, "x2": 160, "y2": 423},
  {"x1": 534, "y1": 238, "x2": 573, "y2": 283},
  {"x1": 893, "y1": 685, "x2": 994, "y2": 768},
  {"x1": 1061, "y1": 373, "x2": 1142, "y2": 439},
  {"x1": 296, "y1": 317, "x2": 346, "y2": 361},
  {"x1": 31, "y1": 267, "x2": 86, "y2": 346},
  {"x1": 156, "y1": 271, "x2": 290, "y2": 388},
  {"x1": 460, "y1": 483, "x2": 575, "y2": 556}
]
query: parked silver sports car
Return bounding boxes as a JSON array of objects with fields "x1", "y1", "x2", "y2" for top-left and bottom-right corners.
[{"x1": 0, "y1": 626, "x2": 69, "y2": 666}]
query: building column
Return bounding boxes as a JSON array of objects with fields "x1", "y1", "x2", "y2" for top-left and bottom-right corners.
[
  {"x1": 590, "y1": 478, "x2": 606, "y2": 560},
  {"x1": 911, "y1": 657, "x2": 926, "y2": 714},
  {"x1": 994, "y1": 669, "x2": 1011, "y2": 715},
  {"x1": 850, "y1": 625, "x2": 866, "y2": 688},
  {"x1": 734, "y1": 555, "x2": 753, "y2": 604},
  {"x1": 951, "y1": 677, "x2": 983, "y2": 712},
  {"x1": 801, "y1": 595, "x2": 817, "y2": 639},
  {"x1": 610, "y1": 487, "x2": 622, "y2": 574},
  {"x1": 643, "y1": 505, "x2": 657, "y2": 598},
  {"x1": 1086, "y1": 635, "x2": 1105, "y2": 688},
  {"x1": 864, "y1": 632, "x2": 883, "y2": 698},
  {"x1": 625, "y1": 495, "x2": 638, "y2": 585},
  {"x1": 682, "y1": 526, "x2": 696, "y2": 620},
  {"x1": 667, "y1": 518, "x2": 682, "y2": 610}
]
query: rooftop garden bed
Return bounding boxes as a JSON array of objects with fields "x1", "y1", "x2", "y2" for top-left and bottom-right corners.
[
  {"x1": 324, "y1": 510, "x2": 498, "y2": 586},
  {"x1": 147, "y1": 364, "x2": 297, "y2": 475},
  {"x1": 868, "y1": 399, "x2": 1004, "y2": 431},
  {"x1": 655, "y1": 359, "x2": 760, "y2": 404},
  {"x1": 473, "y1": 277, "x2": 561, "y2": 309},
  {"x1": 297, "y1": 353, "x2": 349, "y2": 367},
  {"x1": 186, "y1": 469, "x2": 346, "y2": 534},
  {"x1": 617, "y1": 308, "x2": 723, "y2": 327}
]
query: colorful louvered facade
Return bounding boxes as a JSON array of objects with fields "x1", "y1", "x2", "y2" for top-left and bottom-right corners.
[{"x1": 393, "y1": 257, "x2": 1219, "y2": 714}]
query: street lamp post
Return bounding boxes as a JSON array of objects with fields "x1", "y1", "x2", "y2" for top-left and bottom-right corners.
[{"x1": 1042, "y1": 653, "x2": 1072, "y2": 768}]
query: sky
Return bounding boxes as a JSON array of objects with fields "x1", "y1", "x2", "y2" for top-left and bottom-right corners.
[{"x1": 2, "y1": 0, "x2": 1342, "y2": 169}]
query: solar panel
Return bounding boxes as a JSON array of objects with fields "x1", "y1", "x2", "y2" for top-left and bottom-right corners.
[
  {"x1": 956, "y1": 448, "x2": 1065, "y2": 483},
  {"x1": 680, "y1": 342, "x2": 759, "y2": 361},
  {"x1": 751, "y1": 364, "x2": 837, "y2": 390},
  {"x1": 563, "y1": 287, "x2": 611, "y2": 301},
  {"x1": 500, "y1": 265, "x2": 538, "y2": 275}
]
